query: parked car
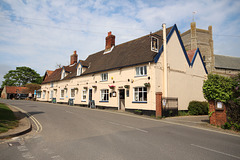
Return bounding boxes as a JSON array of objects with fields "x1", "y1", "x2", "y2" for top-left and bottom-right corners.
[{"x1": 16, "y1": 94, "x2": 28, "y2": 100}]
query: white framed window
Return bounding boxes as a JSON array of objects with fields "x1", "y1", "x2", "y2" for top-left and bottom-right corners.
[
  {"x1": 50, "y1": 82, "x2": 53, "y2": 87},
  {"x1": 60, "y1": 89, "x2": 64, "y2": 99},
  {"x1": 82, "y1": 89, "x2": 87, "y2": 101},
  {"x1": 151, "y1": 36, "x2": 159, "y2": 52},
  {"x1": 70, "y1": 89, "x2": 75, "y2": 98},
  {"x1": 61, "y1": 69, "x2": 65, "y2": 80},
  {"x1": 50, "y1": 90, "x2": 53, "y2": 99},
  {"x1": 101, "y1": 73, "x2": 108, "y2": 81},
  {"x1": 100, "y1": 89, "x2": 109, "y2": 101},
  {"x1": 43, "y1": 91, "x2": 46, "y2": 99},
  {"x1": 136, "y1": 66, "x2": 147, "y2": 76},
  {"x1": 133, "y1": 87, "x2": 147, "y2": 102},
  {"x1": 77, "y1": 66, "x2": 82, "y2": 76},
  {"x1": 37, "y1": 92, "x2": 41, "y2": 98}
]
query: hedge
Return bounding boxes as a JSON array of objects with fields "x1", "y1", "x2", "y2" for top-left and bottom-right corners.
[{"x1": 188, "y1": 101, "x2": 209, "y2": 115}]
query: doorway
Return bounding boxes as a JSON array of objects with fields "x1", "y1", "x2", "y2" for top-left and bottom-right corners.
[
  {"x1": 119, "y1": 89, "x2": 125, "y2": 110},
  {"x1": 89, "y1": 89, "x2": 92, "y2": 101}
]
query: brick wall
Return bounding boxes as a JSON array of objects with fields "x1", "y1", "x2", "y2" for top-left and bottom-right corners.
[
  {"x1": 156, "y1": 92, "x2": 162, "y2": 117},
  {"x1": 209, "y1": 100, "x2": 227, "y2": 126}
]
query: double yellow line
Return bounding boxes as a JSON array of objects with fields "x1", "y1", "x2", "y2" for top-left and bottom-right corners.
[{"x1": 11, "y1": 105, "x2": 42, "y2": 133}]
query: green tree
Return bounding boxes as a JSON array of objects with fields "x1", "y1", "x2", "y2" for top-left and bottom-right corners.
[
  {"x1": 202, "y1": 74, "x2": 233, "y2": 103},
  {"x1": 1, "y1": 66, "x2": 42, "y2": 88}
]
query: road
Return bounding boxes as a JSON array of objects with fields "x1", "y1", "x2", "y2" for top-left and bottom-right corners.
[{"x1": 0, "y1": 99, "x2": 239, "y2": 160}]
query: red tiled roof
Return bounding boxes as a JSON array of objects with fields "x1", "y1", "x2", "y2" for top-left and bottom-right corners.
[
  {"x1": 42, "y1": 63, "x2": 78, "y2": 84},
  {"x1": 6, "y1": 86, "x2": 28, "y2": 94},
  {"x1": 187, "y1": 49, "x2": 197, "y2": 63},
  {"x1": 47, "y1": 70, "x2": 54, "y2": 76}
]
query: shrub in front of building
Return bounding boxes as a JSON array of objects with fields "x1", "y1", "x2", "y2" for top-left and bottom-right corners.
[{"x1": 188, "y1": 101, "x2": 209, "y2": 115}]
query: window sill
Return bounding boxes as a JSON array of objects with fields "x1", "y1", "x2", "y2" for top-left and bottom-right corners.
[
  {"x1": 69, "y1": 98, "x2": 75, "y2": 100},
  {"x1": 81, "y1": 100, "x2": 86, "y2": 102},
  {"x1": 60, "y1": 98, "x2": 64, "y2": 100},
  {"x1": 132, "y1": 101, "x2": 147, "y2": 103},
  {"x1": 100, "y1": 80, "x2": 108, "y2": 82},
  {"x1": 134, "y1": 75, "x2": 147, "y2": 78},
  {"x1": 99, "y1": 101, "x2": 109, "y2": 103}
]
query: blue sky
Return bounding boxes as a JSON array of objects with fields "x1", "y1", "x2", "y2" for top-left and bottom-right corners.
[{"x1": 0, "y1": 0, "x2": 240, "y2": 86}]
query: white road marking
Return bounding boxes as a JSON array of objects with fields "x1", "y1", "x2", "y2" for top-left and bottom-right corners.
[
  {"x1": 22, "y1": 152, "x2": 35, "y2": 159},
  {"x1": 51, "y1": 155, "x2": 64, "y2": 160},
  {"x1": 108, "y1": 121, "x2": 148, "y2": 133},
  {"x1": 191, "y1": 144, "x2": 240, "y2": 159},
  {"x1": 17, "y1": 145, "x2": 28, "y2": 151},
  {"x1": 64, "y1": 105, "x2": 240, "y2": 137}
]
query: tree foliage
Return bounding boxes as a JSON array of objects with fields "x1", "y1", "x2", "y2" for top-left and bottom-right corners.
[
  {"x1": 1, "y1": 66, "x2": 42, "y2": 88},
  {"x1": 202, "y1": 74, "x2": 233, "y2": 103},
  {"x1": 24, "y1": 83, "x2": 41, "y2": 93},
  {"x1": 231, "y1": 73, "x2": 240, "y2": 105}
]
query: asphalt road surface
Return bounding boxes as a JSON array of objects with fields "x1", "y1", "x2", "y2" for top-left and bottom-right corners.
[{"x1": 0, "y1": 99, "x2": 240, "y2": 160}]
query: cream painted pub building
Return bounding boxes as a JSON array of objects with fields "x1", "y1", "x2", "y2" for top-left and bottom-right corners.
[{"x1": 37, "y1": 24, "x2": 207, "y2": 111}]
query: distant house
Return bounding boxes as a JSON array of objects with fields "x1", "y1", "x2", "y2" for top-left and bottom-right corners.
[
  {"x1": 37, "y1": 24, "x2": 207, "y2": 112},
  {"x1": 1, "y1": 86, "x2": 28, "y2": 99},
  {"x1": 181, "y1": 22, "x2": 240, "y2": 76}
]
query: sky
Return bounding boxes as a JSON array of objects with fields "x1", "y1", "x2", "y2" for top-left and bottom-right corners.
[{"x1": 0, "y1": 0, "x2": 240, "y2": 87}]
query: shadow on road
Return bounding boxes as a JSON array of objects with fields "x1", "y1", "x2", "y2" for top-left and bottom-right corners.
[
  {"x1": 28, "y1": 111, "x2": 44, "y2": 116},
  {"x1": 201, "y1": 119, "x2": 210, "y2": 123}
]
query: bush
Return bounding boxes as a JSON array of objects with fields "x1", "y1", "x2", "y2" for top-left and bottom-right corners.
[
  {"x1": 226, "y1": 100, "x2": 240, "y2": 131},
  {"x1": 188, "y1": 101, "x2": 209, "y2": 115},
  {"x1": 178, "y1": 111, "x2": 189, "y2": 116},
  {"x1": 221, "y1": 122, "x2": 231, "y2": 130},
  {"x1": 203, "y1": 74, "x2": 233, "y2": 103}
]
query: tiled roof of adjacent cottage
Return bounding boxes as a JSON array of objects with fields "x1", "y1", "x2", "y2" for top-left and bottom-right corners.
[
  {"x1": 215, "y1": 55, "x2": 240, "y2": 70},
  {"x1": 42, "y1": 26, "x2": 173, "y2": 84},
  {"x1": 5, "y1": 86, "x2": 28, "y2": 94}
]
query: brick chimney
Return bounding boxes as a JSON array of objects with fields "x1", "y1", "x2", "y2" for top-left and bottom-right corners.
[
  {"x1": 105, "y1": 31, "x2": 115, "y2": 51},
  {"x1": 70, "y1": 50, "x2": 78, "y2": 65}
]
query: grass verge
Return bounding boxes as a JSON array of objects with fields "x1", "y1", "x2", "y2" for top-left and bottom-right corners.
[{"x1": 0, "y1": 103, "x2": 18, "y2": 133}]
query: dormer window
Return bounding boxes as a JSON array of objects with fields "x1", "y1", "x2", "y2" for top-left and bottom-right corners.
[
  {"x1": 77, "y1": 65, "x2": 82, "y2": 76},
  {"x1": 151, "y1": 36, "x2": 159, "y2": 52},
  {"x1": 61, "y1": 69, "x2": 65, "y2": 80}
]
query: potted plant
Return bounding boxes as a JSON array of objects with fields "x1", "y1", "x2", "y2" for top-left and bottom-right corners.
[
  {"x1": 124, "y1": 85, "x2": 130, "y2": 89},
  {"x1": 144, "y1": 82, "x2": 150, "y2": 87},
  {"x1": 109, "y1": 85, "x2": 115, "y2": 89}
]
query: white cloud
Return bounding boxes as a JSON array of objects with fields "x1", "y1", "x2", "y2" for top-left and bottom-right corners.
[{"x1": 0, "y1": 0, "x2": 239, "y2": 87}]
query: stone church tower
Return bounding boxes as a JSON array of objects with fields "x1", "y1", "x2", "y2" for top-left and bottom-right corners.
[{"x1": 181, "y1": 22, "x2": 214, "y2": 73}]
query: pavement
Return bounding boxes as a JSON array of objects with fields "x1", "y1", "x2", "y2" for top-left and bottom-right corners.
[{"x1": 0, "y1": 104, "x2": 32, "y2": 139}]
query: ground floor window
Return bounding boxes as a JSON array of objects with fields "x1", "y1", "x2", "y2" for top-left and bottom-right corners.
[
  {"x1": 71, "y1": 89, "x2": 75, "y2": 98},
  {"x1": 37, "y1": 92, "x2": 41, "y2": 98},
  {"x1": 50, "y1": 90, "x2": 53, "y2": 99},
  {"x1": 100, "y1": 89, "x2": 109, "y2": 101},
  {"x1": 82, "y1": 89, "x2": 87, "y2": 101},
  {"x1": 133, "y1": 87, "x2": 147, "y2": 102},
  {"x1": 43, "y1": 91, "x2": 46, "y2": 99},
  {"x1": 60, "y1": 89, "x2": 64, "y2": 99}
]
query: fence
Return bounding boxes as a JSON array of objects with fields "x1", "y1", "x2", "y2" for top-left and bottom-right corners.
[{"x1": 162, "y1": 97, "x2": 178, "y2": 117}]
